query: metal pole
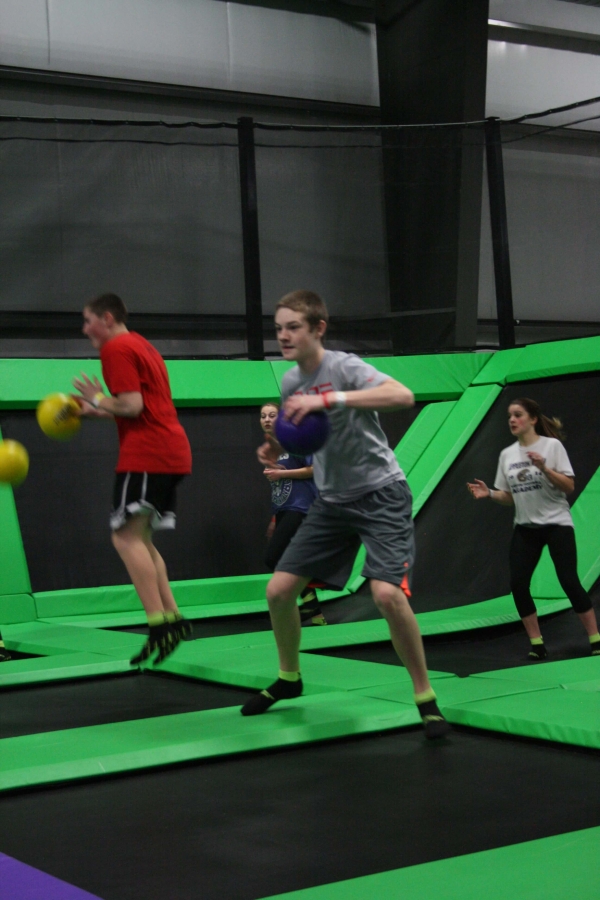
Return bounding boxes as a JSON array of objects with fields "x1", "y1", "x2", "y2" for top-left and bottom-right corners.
[
  {"x1": 237, "y1": 116, "x2": 264, "y2": 360},
  {"x1": 485, "y1": 117, "x2": 515, "y2": 349}
]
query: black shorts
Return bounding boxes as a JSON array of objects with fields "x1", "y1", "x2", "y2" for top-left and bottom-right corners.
[{"x1": 110, "y1": 472, "x2": 184, "y2": 532}]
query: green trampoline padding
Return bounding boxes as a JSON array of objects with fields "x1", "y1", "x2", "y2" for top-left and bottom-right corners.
[
  {"x1": 3, "y1": 622, "x2": 142, "y2": 659},
  {"x1": 0, "y1": 359, "x2": 105, "y2": 408},
  {"x1": 471, "y1": 347, "x2": 526, "y2": 385},
  {"x1": 361, "y1": 353, "x2": 493, "y2": 400},
  {"x1": 409, "y1": 385, "x2": 502, "y2": 515},
  {"x1": 0, "y1": 358, "x2": 280, "y2": 408},
  {"x1": 0, "y1": 594, "x2": 36, "y2": 625},
  {"x1": 445, "y1": 686, "x2": 600, "y2": 749},
  {"x1": 471, "y1": 336, "x2": 600, "y2": 387},
  {"x1": 506, "y1": 335, "x2": 600, "y2": 384},
  {"x1": 0, "y1": 691, "x2": 421, "y2": 792},
  {"x1": 395, "y1": 400, "x2": 457, "y2": 475},
  {"x1": 472, "y1": 656, "x2": 600, "y2": 688},
  {"x1": 33, "y1": 575, "x2": 273, "y2": 619},
  {"x1": 270, "y1": 354, "x2": 492, "y2": 400},
  {"x1": 159, "y1": 641, "x2": 453, "y2": 691},
  {"x1": 165, "y1": 360, "x2": 280, "y2": 406},
  {"x1": 356, "y1": 675, "x2": 553, "y2": 708},
  {"x1": 0, "y1": 425, "x2": 31, "y2": 596},
  {"x1": 0, "y1": 652, "x2": 131, "y2": 688},
  {"x1": 259, "y1": 826, "x2": 600, "y2": 900}
]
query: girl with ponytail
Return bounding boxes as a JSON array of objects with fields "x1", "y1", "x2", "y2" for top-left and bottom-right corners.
[{"x1": 467, "y1": 398, "x2": 600, "y2": 661}]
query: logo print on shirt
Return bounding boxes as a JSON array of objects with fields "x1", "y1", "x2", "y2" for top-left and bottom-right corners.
[
  {"x1": 293, "y1": 383, "x2": 334, "y2": 397},
  {"x1": 271, "y1": 453, "x2": 292, "y2": 507}
]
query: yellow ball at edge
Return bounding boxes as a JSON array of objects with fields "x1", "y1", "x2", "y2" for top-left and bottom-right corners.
[
  {"x1": 36, "y1": 392, "x2": 82, "y2": 442},
  {"x1": 0, "y1": 439, "x2": 29, "y2": 486}
]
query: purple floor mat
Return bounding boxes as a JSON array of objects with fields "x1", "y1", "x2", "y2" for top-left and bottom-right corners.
[{"x1": 0, "y1": 853, "x2": 103, "y2": 899}]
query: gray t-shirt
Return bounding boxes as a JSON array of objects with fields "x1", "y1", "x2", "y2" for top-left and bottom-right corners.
[{"x1": 281, "y1": 350, "x2": 405, "y2": 503}]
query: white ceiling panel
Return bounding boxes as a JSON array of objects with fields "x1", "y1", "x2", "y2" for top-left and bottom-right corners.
[
  {"x1": 0, "y1": 0, "x2": 49, "y2": 69},
  {"x1": 227, "y1": 3, "x2": 378, "y2": 105},
  {"x1": 47, "y1": 0, "x2": 230, "y2": 88}
]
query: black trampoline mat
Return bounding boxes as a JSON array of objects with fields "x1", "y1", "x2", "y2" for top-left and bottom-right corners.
[
  {"x1": 308, "y1": 604, "x2": 600, "y2": 677},
  {"x1": 0, "y1": 727, "x2": 598, "y2": 900},
  {"x1": 0, "y1": 672, "x2": 252, "y2": 739}
]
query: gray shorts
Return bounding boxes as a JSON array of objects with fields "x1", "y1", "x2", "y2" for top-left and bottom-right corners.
[{"x1": 275, "y1": 479, "x2": 415, "y2": 592}]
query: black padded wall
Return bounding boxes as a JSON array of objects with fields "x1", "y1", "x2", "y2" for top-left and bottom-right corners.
[{"x1": 2, "y1": 404, "x2": 419, "y2": 592}]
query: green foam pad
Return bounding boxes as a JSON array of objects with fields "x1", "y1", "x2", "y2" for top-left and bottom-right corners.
[
  {"x1": 3, "y1": 622, "x2": 141, "y2": 658},
  {"x1": 175, "y1": 596, "x2": 569, "y2": 658},
  {"x1": 472, "y1": 656, "x2": 600, "y2": 688},
  {"x1": 0, "y1": 359, "x2": 280, "y2": 408},
  {"x1": 470, "y1": 347, "x2": 526, "y2": 385},
  {"x1": 0, "y1": 359, "x2": 105, "y2": 408},
  {"x1": 445, "y1": 685, "x2": 600, "y2": 748},
  {"x1": 36, "y1": 588, "x2": 348, "y2": 629},
  {"x1": 561, "y1": 680, "x2": 600, "y2": 693},
  {"x1": 165, "y1": 360, "x2": 280, "y2": 406},
  {"x1": 261, "y1": 826, "x2": 600, "y2": 899},
  {"x1": 270, "y1": 354, "x2": 492, "y2": 400},
  {"x1": 0, "y1": 691, "x2": 420, "y2": 792},
  {"x1": 157, "y1": 639, "x2": 453, "y2": 691},
  {"x1": 395, "y1": 401, "x2": 457, "y2": 475},
  {"x1": 0, "y1": 427, "x2": 31, "y2": 594},
  {"x1": 0, "y1": 594, "x2": 36, "y2": 625},
  {"x1": 416, "y1": 596, "x2": 570, "y2": 635},
  {"x1": 0, "y1": 652, "x2": 131, "y2": 687},
  {"x1": 408, "y1": 385, "x2": 502, "y2": 515},
  {"x1": 506, "y1": 335, "x2": 600, "y2": 383},
  {"x1": 362, "y1": 353, "x2": 493, "y2": 400},
  {"x1": 34, "y1": 574, "x2": 273, "y2": 619},
  {"x1": 356, "y1": 675, "x2": 551, "y2": 707}
]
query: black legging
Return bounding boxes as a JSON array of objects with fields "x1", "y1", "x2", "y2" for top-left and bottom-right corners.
[
  {"x1": 265, "y1": 510, "x2": 306, "y2": 571},
  {"x1": 509, "y1": 524, "x2": 592, "y2": 619}
]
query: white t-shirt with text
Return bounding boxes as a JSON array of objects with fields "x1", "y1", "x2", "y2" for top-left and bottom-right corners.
[{"x1": 494, "y1": 436, "x2": 574, "y2": 527}]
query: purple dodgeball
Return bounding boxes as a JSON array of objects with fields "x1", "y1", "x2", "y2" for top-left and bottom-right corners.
[{"x1": 275, "y1": 409, "x2": 331, "y2": 455}]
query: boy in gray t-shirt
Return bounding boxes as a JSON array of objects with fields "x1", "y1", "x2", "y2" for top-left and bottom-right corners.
[{"x1": 241, "y1": 290, "x2": 448, "y2": 739}]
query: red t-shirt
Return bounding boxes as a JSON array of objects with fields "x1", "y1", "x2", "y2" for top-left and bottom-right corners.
[{"x1": 101, "y1": 332, "x2": 192, "y2": 474}]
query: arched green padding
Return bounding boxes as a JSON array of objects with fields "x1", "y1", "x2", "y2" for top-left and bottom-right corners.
[
  {"x1": 0, "y1": 594, "x2": 36, "y2": 624},
  {"x1": 346, "y1": 400, "x2": 457, "y2": 592},
  {"x1": 409, "y1": 385, "x2": 501, "y2": 516},
  {"x1": 472, "y1": 335, "x2": 600, "y2": 386},
  {"x1": 0, "y1": 359, "x2": 104, "y2": 408},
  {"x1": 362, "y1": 353, "x2": 492, "y2": 399},
  {"x1": 165, "y1": 360, "x2": 280, "y2": 406},
  {"x1": 0, "y1": 359, "x2": 279, "y2": 408},
  {"x1": 270, "y1": 353, "x2": 492, "y2": 399},
  {"x1": 471, "y1": 347, "x2": 526, "y2": 385}
]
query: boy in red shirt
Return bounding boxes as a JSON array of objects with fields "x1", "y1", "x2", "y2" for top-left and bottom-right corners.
[{"x1": 74, "y1": 294, "x2": 192, "y2": 665}]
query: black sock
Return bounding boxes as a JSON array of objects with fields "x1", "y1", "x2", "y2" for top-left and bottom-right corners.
[
  {"x1": 416, "y1": 698, "x2": 450, "y2": 739},
  {"x1": 130, "y1": 620, "x2": 180, "y2": 666},
  {"x1": 241, "y1": 677, "x2": 303, "y2": 716},
  {"x1": 528, "y1": 642, "x2": 547, "y2": 660}
]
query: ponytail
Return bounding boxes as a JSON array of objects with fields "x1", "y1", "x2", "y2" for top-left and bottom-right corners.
[{"x1": 511, "y1": 397, "x2": 565, "y2": 440}]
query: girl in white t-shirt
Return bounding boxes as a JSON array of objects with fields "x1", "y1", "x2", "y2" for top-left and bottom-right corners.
[{"x1": 467, "y1": 397, "x2": 600, "y2": 661}]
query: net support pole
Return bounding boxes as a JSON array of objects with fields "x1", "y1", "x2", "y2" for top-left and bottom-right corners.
[
  {"x1": 485, "y1": 117, "x2": 515, "y2": 349},
  {"x1": 237, "y1": 116, "x2": 264, "y2": 360}
]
